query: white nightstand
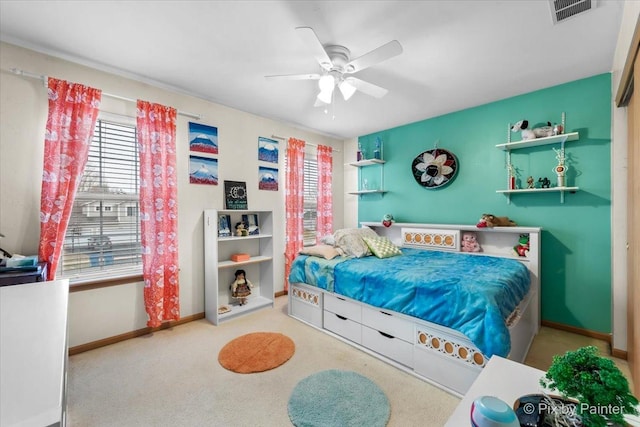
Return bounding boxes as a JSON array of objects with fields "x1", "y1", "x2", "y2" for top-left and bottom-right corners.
[{"x1": 445, "y1": 356, "x2": 549, "y2": 426}]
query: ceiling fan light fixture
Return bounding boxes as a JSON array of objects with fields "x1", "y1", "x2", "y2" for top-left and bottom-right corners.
[
  {"x1": 318, "y1": 74, "x2": 335, "y2": 92},
  {"x1": 317, "y1": 89, "x2": 333, "y2": 105},
  {"x1": 338, "y1": 80, "x2": 357, "y2": 100}
]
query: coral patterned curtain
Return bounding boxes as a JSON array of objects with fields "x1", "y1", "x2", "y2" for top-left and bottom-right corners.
[
  {"x1": 136, "y1": 100, "x2": 180, "y2": 327},
  {"x1": 316, "y1": 145, "x2": 333, "y2": 242},
  {"x1": 284, "y1": 137, "x2": 305, "y2": 291},
  {"x1": 39, "y1": 78, "x2": 102, "y2": 280}
]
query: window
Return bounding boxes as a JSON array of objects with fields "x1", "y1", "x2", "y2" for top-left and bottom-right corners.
[
  {"x1": 59, "y1": 117, "x2": 142, "y2": 281},
  {"x1": 303, "y1": 151, "x2": 318, "y2": 246}
]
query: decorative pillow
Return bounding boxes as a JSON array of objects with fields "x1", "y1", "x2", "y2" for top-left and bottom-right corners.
[
  {"x1": 320, "y1": 234, "x2": 336, "y2": 246},
  {"x1": 333, "y1": 227, "x2": 378, "y2": 258},
  {"x1": 299, "y1": 245, "x2": 343, "y2": 260},
  {"x1": 362, "y1": 236, "x2": 402, "y2": 259}
]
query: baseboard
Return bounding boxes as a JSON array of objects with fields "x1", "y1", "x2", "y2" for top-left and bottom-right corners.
[
  {"x1": 68, "y1": 312, "x2": 205, "y2": 355},
  {"x1": 69, "y1": 294, "x2": 289, "y2": 355},
  {"x1": 611, "y1": 348, "x2": 628, "y2": 360},
  {"x1": 541, "y1": 319, "x2": 612, "y2": 343}
]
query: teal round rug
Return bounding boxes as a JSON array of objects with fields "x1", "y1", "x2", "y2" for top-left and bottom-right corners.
[{"x1": 287, "y1": 369, "x2": 391, "y2": 427}]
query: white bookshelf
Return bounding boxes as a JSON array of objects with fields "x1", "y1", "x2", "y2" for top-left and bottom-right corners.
[{"x1": 203, "y1": 209, "x2": 274, "y2": 325}]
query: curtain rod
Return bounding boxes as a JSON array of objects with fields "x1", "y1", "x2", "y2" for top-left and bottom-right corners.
[
  {"x1": 8, "y1": 67, "x2": 202, "y2": 120},
  {"x1": 270, "y1": 135, "x2": 341, "y2": 152}
]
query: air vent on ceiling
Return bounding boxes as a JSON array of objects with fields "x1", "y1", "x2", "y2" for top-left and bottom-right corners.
[{"x1": 549, "y1": 0, "x2": 596, "y2": 24}]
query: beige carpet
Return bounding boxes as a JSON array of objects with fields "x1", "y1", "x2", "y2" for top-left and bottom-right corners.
[
  {"x1": 66, "y1": 296, "x2": 633, "y2": 426},
  {"x1": 218, "y1": 331, "x2": 295, "y2": 373},
  {"x1": 67, "y1": 297, "x2": 459, "y2": 426}
]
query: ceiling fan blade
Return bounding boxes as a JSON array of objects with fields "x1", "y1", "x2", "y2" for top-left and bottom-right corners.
[
  {"x1": 348, "y1": 77, "x2": 388, "y2": 98},
  {"x1": 345, "y1": 40, "x2": 403, "y2": 73},
  {"x1": 295, "y1": 26, "x2": 332, "y2": 70},
  {"x1": 265, "y1": 73, "x2": 321, "y2": 81}
]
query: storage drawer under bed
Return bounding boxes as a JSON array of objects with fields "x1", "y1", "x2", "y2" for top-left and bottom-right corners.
[
  {"x1": 361, "y1": 305, "x2": 414, "y2": 343},
  {"x1": 324, "y1": 311, "x2": 362, "y2": 344},
  {"x1": 362, "y1": 325, "x2": 414, "y2": 368},
  {"x1": 324, "y1": 293, "x2": 362, "y2": 323}
]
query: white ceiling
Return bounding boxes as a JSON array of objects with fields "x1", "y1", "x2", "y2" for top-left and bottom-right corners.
[{"x1": 0, "y1": 1, "x2": 625, "y2": 139}]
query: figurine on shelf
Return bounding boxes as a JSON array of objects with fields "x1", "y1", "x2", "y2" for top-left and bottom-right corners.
[
  {"x1": 382, "y1": 213, "x2": 395, "y2": 228},
  {"x1": 507, "y1": 163, "x2": 516, "y2": 190},
  {"x1": 235, "y1": 221, "x2": 248, "y2": 237},
  {"x1": 552, "y1": 147, "x2": 567, "y2": 187},
  {"x1": 374, "y1": 137, "x2": 382, "y2": 160},
  {"x1": 538, "y1": 177, "x2": 551, "y2": 188},
  {"x1": 527, "y1": 176, "x2": 534, "y2": 189},
  {"x1": 513, "y1": 234, "x2": 530, "y2": 257},
  {"x1": 230, "y1": 269, "x2": 253, "y2": 306},
  {"x1": 553, "y1": 123, "x2": 564, "y2": 135}
]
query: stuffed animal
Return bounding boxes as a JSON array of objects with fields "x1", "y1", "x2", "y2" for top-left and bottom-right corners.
[
  {"x1": 230, "y1": 269, "x2": 253, "y2": 306},
  {"x1": 382, "y1": 213, "x2": 395, "y2": 228},
  {"x1": 511, "y1": 120, "x2": 554, "y2": 140},
  {"x1": 461, "y1": 232, "x2": 481, "y2": 252},
  {"x1": 513, "y1": 234, "x2": 530, "y2": 257},
  {"x1": 476, "y1": 214, "x2": 517, "y2": 228}
]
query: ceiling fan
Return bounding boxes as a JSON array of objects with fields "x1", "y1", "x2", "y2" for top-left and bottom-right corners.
[{"x1": 266, "y1": 27, "x2": 403, "y2": 106}]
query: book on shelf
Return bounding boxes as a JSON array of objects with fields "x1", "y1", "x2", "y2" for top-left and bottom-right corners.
[{"x1": 218, "y1": 214, "x2": 232, "y2": 237}]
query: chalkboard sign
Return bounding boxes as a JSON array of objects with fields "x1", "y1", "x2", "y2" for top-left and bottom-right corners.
[{"x1": 224, "y1": 180, "x2": 247, "y2": 210}]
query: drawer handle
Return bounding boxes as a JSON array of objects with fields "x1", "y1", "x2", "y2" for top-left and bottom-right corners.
[
  {"x1": 336, "y1": 314, "x2": 347, "y2": 320},
  {"x1": 336, "y1": 297, "x2": 346, "y2": 301},
  {"x1": 379, "y1": 311, "x2": 392, "y2": 316},
  {"x1": 378, "y1": 331, "x2": 395, "y2": 339}
]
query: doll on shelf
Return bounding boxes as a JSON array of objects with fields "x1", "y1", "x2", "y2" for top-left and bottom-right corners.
[{"x1": 230, "y1": 269, "x2": 253, "y2": 306}]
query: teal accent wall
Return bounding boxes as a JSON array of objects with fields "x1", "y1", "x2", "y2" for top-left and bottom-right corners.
[{"x1": 358, "y1": 74, "x2": 612, "y2": 333}]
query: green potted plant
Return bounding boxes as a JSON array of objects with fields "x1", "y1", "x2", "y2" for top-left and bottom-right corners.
[{"x1": 540, "y1": 346, "x2": 638, "y2": 427}]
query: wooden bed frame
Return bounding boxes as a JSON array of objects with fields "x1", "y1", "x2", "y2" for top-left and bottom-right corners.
[{"x1": 288, "y1": 222, "x2": 541, "y2": 396}]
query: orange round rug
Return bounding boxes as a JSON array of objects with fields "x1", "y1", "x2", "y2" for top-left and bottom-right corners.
[{"x1": 218, "y1": 332, "x2": 295, "y2": 374}]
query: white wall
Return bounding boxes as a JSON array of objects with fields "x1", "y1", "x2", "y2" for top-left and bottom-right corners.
[
  {"x1": 0, "y1": 42, "x2": 344, "y2": 347},
  {"x1": 610, "y1": 1, "x2": 640, "y2": 353}
]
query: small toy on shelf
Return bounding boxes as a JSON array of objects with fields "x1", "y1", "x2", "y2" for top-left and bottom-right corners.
[
  {"x1": 513, "y1": 234, "x2": 530, "y2": 257},
  {"x1": 552, "y1": 123, "x2": 564, "y2": 135},
  {"x1": 476, "y1": 214, "x2": 517, "y2": 228},
  {"x1": 526, "y1": 176, "x2": 534, "y2": 189},
  {"x1": 382, "y1": 213, "x2": 395, "y2": 228},
  {"x1": 230, "y1": 269, "x2": 253, "y2": 306},
  {"x1": 538, "y1": 177, "x2": 551, "y2": 188},
  {"x1": 461, "y1": 232, "x2": 482, "y2": 252},
  {"x1": 235, "y1": 221, "x2": 248, "y2": 236},
  {"x1": 510, "y1": 120, "x2": 554, "y2": 140}
]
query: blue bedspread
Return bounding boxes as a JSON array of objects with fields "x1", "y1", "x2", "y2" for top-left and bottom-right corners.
[{"x1": 289, "y1": 248, "x2": 530, "y2": 358}]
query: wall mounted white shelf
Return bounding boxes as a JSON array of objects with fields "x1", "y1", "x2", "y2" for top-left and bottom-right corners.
[
  {"x1": 348, "y1": 143, "x2": 386, "y2": 197},
  {"x1": 348, "y1": 158, "x2": 386, "y2": 167},
  {"x1": 498, "y1": 114, "x2": 579, "y2": 204},
  {"x1": 496, "y1": 186, "x2": 579, "y2": 203},
  {"x1": 348, "y1": 189, "x2": 387, "y2": 195},
  {"x1": 496, "y1": 132, "x2": 579, "y2": 151}
]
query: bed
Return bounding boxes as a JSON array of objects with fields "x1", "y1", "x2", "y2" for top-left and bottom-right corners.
[{"x1": 288, "y1": 223, "x2": 541, "y2": 396}]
